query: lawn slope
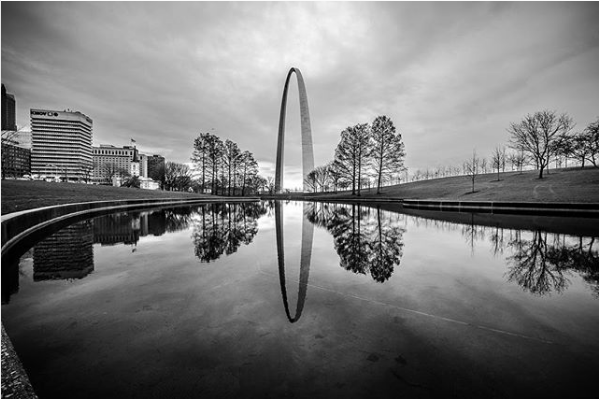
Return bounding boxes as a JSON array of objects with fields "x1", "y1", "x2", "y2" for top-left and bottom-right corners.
[
  {"x1": 308, "y1": 167, "x2": 599, "y2": 203},
  {"x1": 0, "y1": 180, "x2": 212, "y2": 215}
]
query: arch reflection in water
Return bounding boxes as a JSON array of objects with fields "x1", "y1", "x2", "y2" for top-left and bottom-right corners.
[{"x1": 275, "y1": 201, "x2": 314, "y2": 323}]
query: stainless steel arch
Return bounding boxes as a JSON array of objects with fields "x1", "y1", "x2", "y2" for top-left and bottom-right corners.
[{"x1": 275, "y1": 67, "x2": 315, "y2": 193}]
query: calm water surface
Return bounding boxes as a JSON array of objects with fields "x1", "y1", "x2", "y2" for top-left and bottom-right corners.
[{"x1": 2, "y1": 201, "x2": 598, "y2": 398}]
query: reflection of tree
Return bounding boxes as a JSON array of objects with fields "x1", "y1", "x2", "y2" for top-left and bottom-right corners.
[
  {"x1": 489, "y1": 226, "x2": 506, "y2": 256},
  {"x1": 441, "y1": 217, "x2": 599, "y2": 297},
  {"x1": 505, "y1": 231, "x2": 599, "y2": 297},
  {"x1": 369, "y1": 207, "x2": 405, "y2": 282},
  {"x1": 191, "y1": 202, "x2": 266, "y2": 262},
  {"x1": 462, "y1": 215, "x2": 487, "y2": 254},
  {"x1": 306, "y1": 203, "x2": 405, "y2": 282},
  {"x1": 550, "y1": 236, "x2": 599, "y2": 298},
  {"x1": 506, "y1": 231, "x2": 570, "y2": 296},
  {"x1": 335, "y1": 204, "x2": 372, "y2": 276}
]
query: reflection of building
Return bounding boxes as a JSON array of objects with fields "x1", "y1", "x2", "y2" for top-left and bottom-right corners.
[
  {"x1": 33, "y1": 220, "x2": 94, "y2": 281},
  {"x1": 92, "y1": 213, "x2": 146, "y2": 246},
  {"x1": 2, "y1": 83, "x2": 17, "y2": 131},
  {"x1": 91, "y1": 210, "x2": 190, "y2": 246},
  {"x1": 30, "y1": 108, "x2": 93, "y2": 182}
]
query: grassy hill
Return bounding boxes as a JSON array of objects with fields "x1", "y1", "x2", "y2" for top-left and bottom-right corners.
[
  {"x1": 0, "y1": 180, "x2": 213, "y2": 215},
  {"x1": 305, "y1": 167, "x2": 599, "y2": 203}
]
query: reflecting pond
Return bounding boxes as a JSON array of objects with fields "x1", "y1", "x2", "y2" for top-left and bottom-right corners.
[{"x1": 2, "y1": 201, "x2": 598, "y2": 398}]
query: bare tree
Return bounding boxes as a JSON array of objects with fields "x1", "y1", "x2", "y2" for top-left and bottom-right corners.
[
  {"x1": 222, "y1": 139, "x2": 241, "y2": 195},
  {"x1": 334, "y1": 123, "x2": 371, "y2": 196},
  {"x1": 463, "y1": 150, "x2": 480, "y2": 193},
  {"x1": 491, "y1": 146, "x2": 505, "y2": 181},
  {"x1": 191, "y1": 132, "x2": 211, "y2": 191},
  {"x1": 205, "y1": 134, "x2": 224, "y2": 194},
  {"x1": 163, "y1": 162, "x2": 192, "y2": 191},
  {"x1": 304, "y1": 170, "x2": 318, "y2": 193},
  {"x1": 508, "y1": 110, "x2": 574, "y2": 179},
  {"x1": 238, "y1": 150, "x2": 258, "y2": 196},
  {"x1": 583, "y1": 118, "x2": 599, "y2": 167},
  {"x1": 98, "y1": 162, "x2": 128, "y2": 185},
  {"x1": 370, "y1": 115, "x2": 405, "y2": 194}
]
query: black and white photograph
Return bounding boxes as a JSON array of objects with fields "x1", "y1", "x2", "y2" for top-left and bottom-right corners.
[{"x1": 2, "y1": 1, "x2": 599, "y2": 398}]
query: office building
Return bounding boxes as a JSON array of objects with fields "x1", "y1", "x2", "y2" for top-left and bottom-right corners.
[
  {"x1": 92, "y1": 144, "x2": 136, "y2": 184},
  {"x1": 1, "y1": 141, "x2": 31, "y2": 178},
  {"x1": 30, "y1": 109, "x2": 93, "y2": 182},
  {"x1": 1, "y1": 84, "x2": 17, "y2": 131},
  {"x1": 1, "y1": 84, "x2": 30, "y2": 178}
]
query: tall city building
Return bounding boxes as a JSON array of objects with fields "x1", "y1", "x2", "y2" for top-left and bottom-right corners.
[
  {"x1": 1, "y1": 84, "x2": 30, "y2": 178},
  {"x1": 30, "y1": 109, "x2": 93, "y2": 181},
  {"x1": 1, "y1": 84, "x2": 17, "y2": 131}
]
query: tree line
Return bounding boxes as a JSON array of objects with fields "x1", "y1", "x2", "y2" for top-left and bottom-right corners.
[
  {"x1": 304, "y1": 115, "x2": 406, "y2": 195},
  {"x1": 410, "y1": 112, "x2": 598, "y2": 191},
  {"x1": 191, "y1": 132, "x2": 266, "y2": 195}
]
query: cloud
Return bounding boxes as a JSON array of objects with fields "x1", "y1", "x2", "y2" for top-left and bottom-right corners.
[{"x1": 2, "y1": 2, "x2": 598, "y2": 185}]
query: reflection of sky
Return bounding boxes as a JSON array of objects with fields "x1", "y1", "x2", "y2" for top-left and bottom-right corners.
[{"x1": 256, "y1": 215, "x2": 275, "y2": 232}]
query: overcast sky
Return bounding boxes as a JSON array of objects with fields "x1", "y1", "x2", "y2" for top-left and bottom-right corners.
[{"x1": 2, "y1": 1, "x2": 598, "y2": 188}]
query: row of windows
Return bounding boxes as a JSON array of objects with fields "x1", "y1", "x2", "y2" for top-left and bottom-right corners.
[
  {"x1": 32, "y1": 132, "x2": 92, "y2": 138},
  {"x1": 31, "y1": 119, "x2": 92, "y2": 128},
  {"x1": 32, "y1": 128, "x2": 92, "y2": 135},
  {"x1": 32, "y1": 122, "x2": 92, "y2": 129},
  {"x1": 32, "y1": 141, "x2": 92, "y2": 147},
  {"x1": 31, "y1": 141, "x2": 92, "y2": 147},
  {"x1": 31, "y1": 156, "x2": 91, "y2": 162},
  {"x1": 93, "y1": 150, "x2": 133, "y2": 156}
]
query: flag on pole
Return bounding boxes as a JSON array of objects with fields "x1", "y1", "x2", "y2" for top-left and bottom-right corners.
[{"x1": 131, "y1": 138, "x2": 136, "y2": 143}]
